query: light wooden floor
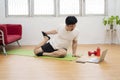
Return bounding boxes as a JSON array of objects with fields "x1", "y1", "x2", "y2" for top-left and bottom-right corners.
[{"x1": 0, "y1": 44, "x2": 120, "y2": 80}]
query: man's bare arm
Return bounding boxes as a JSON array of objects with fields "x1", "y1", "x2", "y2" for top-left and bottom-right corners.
[
  {"x1": 72, "y1": 39, "x2": 80, "y2": 57},
  {"x1": 44, "y1": 30, "x2": 57, "y2": 35}
]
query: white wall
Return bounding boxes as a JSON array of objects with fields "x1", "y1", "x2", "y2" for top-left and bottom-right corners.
[
  {"x1": 0, "y1": 0, "x2": 119, "y2": 45},
  {"x1": 116, "y1": 0, "x2": 120, "y2": 15}
]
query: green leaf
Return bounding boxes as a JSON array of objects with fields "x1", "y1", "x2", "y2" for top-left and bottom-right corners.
[{"x1": 103, "y1": 15, "x2": 120, "y2": 26}]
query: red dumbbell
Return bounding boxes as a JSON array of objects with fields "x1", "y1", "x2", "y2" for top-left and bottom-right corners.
[{"x1": 88, "y1": 51, "x2": 97, "y2": 56}]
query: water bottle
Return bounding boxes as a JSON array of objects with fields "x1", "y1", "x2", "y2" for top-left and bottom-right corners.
[{"x1": 96, "y1": 47, "x2": 100, "y2": 56}]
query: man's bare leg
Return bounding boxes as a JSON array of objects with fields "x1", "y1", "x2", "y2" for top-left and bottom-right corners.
[
  {"x1": 34, "y1": 37, "x2": 49, "y2": 54},
  {"x1": 43, "y1": 49, "x2": 67, "y2": 58}
]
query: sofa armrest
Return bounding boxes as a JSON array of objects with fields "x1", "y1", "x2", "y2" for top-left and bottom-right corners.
[
  {"x1": 6, "y1": 24, "x2": 22, "y2": 36},
  {"x1": 0, "y1": 25, "x2": 8, "y2": 44}
]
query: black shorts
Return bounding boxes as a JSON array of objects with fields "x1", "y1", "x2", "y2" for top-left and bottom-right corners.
[
  {"x1": 41, "y1": 42, "x2": 57, "y2": 52},
  {"x1": 41, "y1": 42, "x2": 67, "y2": 52}
]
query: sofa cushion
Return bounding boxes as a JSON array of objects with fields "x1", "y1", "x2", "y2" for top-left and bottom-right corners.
[{"x1": 6, "y1": 35, "x2": 21, "y2": 44}]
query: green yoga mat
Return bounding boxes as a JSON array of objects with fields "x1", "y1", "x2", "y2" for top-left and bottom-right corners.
[{"x1": 7, "y1": 49, "x2": 77, "y2": 61}]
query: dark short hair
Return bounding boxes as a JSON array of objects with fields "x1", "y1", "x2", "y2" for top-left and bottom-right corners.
[{"x1": 65, "y1": 16, "x2": 78, "y2": 25}]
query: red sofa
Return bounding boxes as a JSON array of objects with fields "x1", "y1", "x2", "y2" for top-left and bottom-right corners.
[{"x1": 0, "y1": 24, "x2": 22, "y2": 55}]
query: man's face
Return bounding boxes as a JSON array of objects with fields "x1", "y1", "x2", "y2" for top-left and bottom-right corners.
[{"x1": 66, "y1": 24, "x2": 76, "y2": 31}]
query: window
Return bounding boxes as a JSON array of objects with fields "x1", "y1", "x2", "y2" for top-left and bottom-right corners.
[
  {"x1": 7, "y1": 0, "x2": 29, "y2": 16},
  {"x1": 85, "y1": 0, "x2": 105, "y2": 15},
  {"x1": 6, "y1": 0, "x2": 106, "y2": 17},
  {"x1": 34, "y1": 0, "x2": 55, "y2": 15},
  {"x1": 59, "y1": 0, "x2": 80, "y2": 15}
]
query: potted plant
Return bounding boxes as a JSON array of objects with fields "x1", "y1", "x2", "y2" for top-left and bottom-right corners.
[{"x1": 103, "y1": 16, "x2": 120, "y2": 29}]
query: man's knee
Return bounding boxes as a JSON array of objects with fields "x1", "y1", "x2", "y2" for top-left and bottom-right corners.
[
  {"x1": 34, "y1": 48, "x2": 38, "y2": 54},
  {"x1": 34, "y1": 48, "x2": 43, "y2": 54}
]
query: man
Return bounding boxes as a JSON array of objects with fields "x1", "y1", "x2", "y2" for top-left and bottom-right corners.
[{"x1": 34, "y1": 16, "x2": 79, "y2": 58}]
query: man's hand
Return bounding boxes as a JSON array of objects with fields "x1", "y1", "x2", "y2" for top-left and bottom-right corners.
[{"x1": 72, "y1": 54, "x2": 81, "y2": 58}]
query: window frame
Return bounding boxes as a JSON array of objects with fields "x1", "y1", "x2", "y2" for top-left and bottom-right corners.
[
  {"x1": 32, "y1": 0, "x2": 56, "y2": 16},
  {"x1": 5, "y1": 0, "x2": 30, "y2": 17},
  {"x1": 83, "y1": 0, "x2": 107, "y2": 16},
  {"x1": 58, "y1": 0, "x2": 82, "y2": 16}
]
